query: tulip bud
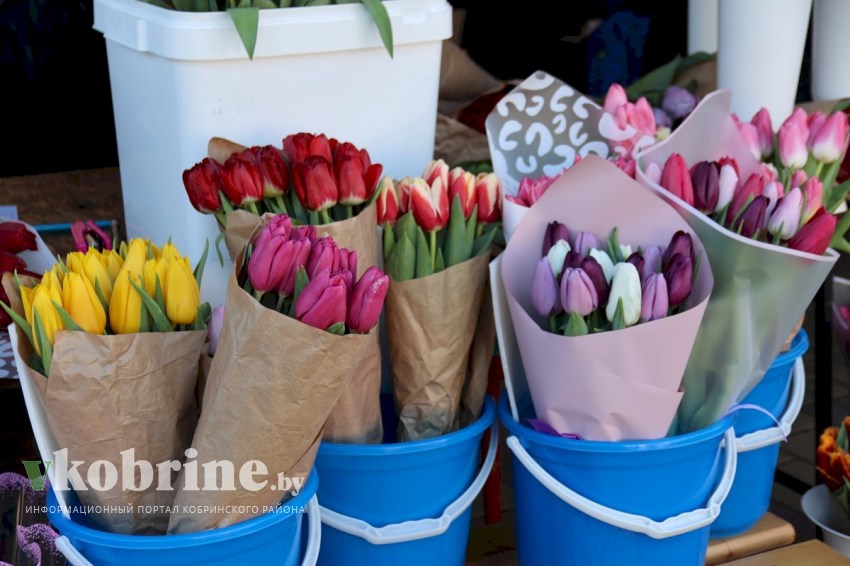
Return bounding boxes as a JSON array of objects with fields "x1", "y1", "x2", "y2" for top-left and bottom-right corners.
[
  {"x1": 252, "y1": 145, "x2": 290, "y2": 198},
  {"x1": 376, "y1": 177, "x2": 399, "y2": 224},
  {"x1": 662, "y1": 231, "x2": 694, "y2": 272},
  {"x1": 448, "y1": 167, "x2": 476, "y2": 219},
  {"x1": 691, "y1": 161, "x2": 720, "y2": 213},
  {"x1": 642, "y1": 245, "x2": 664, "y2": 280},
  {"x1": 307, "y1": 237, "x2": 340, "y2": 281},
  {"x1": 208, "y1": 306, "x2": 225, "y2": 356},
  {"x1": 625, "y1": 251, "x2": 644, "y2": 278},
  {"x1": 732, "y1": 196, "x2": 769, "y2": 239},
  {"x1": 716, "y1": 161, "x2": 739, "y2": 212},
  {"x1": 0, "y1": 222, "x2": 37, "y2": 254},
  {"x1": 294, "y1": 269, "x2": 348, "y2": 330},
  {"x1": 560, "y1": 267, "x2": 598, "y2": 317},
  {"x1": 109, "y1": 270, "x2": 145, "y2": 334},
  {"x1": 811, "y1": 111, "x2": 850, "y2": 164},
  {"x1": 605, "y1": 263, "x2": 641, "y2": 326},
  {"x1": 277, "y1": 238, "x2": 314, "y2": 297},
  {"x1": 221, "y1": 153, "x2": 265, "y2": 206},
  {"x1": 143, "y1": 257, "x2": 170, "y2": 299},
  {"x1": 572, "y1": 231, "x2": 599, "y2": 255},
  {"x1": 475, "y1": 173, "x2": 501, "y2": 224},
  {"x1": 660, "y1": 153, "x2": 695, "y2": 205},
  {"x1": 662, "y1": 86, "x2": 697, "y2": 120},
  {"x1": 767, "y1": 187, "x2": 803, "y2": 240},
  {"x1": 422, "y1": 159, "x2": 450, "y2": 190},
  {"x1": 31, "y1": 284, "x2": 64, "y2": 355},
  {"x1": 807, "y1": 111, "x2": 827, "y2": 148},
  {"x1": 726, "y1": 172, "x2": 768, "y2": 226},
  {"x1": 183, "y1": 158, "x2": 224, "y2": 214},
  {"x1": 663, "y1": 254, "x2": 693, "y2": 307},
  {"x1": 778, "y1": 119, "x2": 809, "y2": 170},
  {"x1": 283, "y1": 132, "x2": 334, "y2": 165},
  {"x1": 614, "y1": 156, "x2": 637, "y2": 178},
  {"x1": 291, "y1": 224, "x2": 317, "y2": 242},
  {"x1": 564, "y1": 250, "x2": 584, "y2": 270},
  {"x1": 786, "y1": 208, "x2": 836, "y2": 255},
  {"x1": 334, "y1": 142, "x2": 382, "y2": 206},
  {"x1": 395, "y1": 177, "x2": 415, "y2": 214},
  {"x1": 248, "y1": 230, "x2": 289, "y2": 292},
  {"x1": 102, "y1": 249, "x2": 124, "y2": 282},
  {"x1": 65, "y1": 252, "x2": 85, "y2": 275},
  {"x1": 547, "y1": 240, "x2": 571, "y2": 278},
  {"x1": 165, "y1": 258, "x2": 200, "y2": 326},
  {"x1": 763, "y1": 181, "x2": 784, "y2": 218},
  {"x1": 84, "y1": 252, "x2": 114, "y2": 303},
  {"x1": 542, "y1": 221, "x2": 570, "y2": 256},
  {"x1": 802, "y1": 177, "x2": 824, "y2": 223},
  {"x1": 517, "y1": 173, "x2": 559, "y2": 207},
  {"x1": 653, "y1": 108, "x2": 672, "y2": 129},
  {"x1": 581, "y1": 256, "x2": 609, "y2": 306},
  {"x1": 589, "y1": 248, "x2": 615, "y2": 283},
  {"x1": 644, "y1": 161, "x2": 663, "y2": 185},
  {"x1": 751, "y1": 108, "x2": 774, "y2": 158},
  {"x1": 347, "y1": 266, "x2": 389, "y2": 333},
  {"x1": 603, "y1": 83, "x2": 628, "y2": 114},
  {"x1": 62, "y1": 272, "x2": 107, "y2": 334},
  {"x1": 738, "y1": 122, "x2": 762, "y2": 161},
  {"x1": 532, "y1": 257, "x2": 561, "y2": 317},
  {"x1": 292, "y1": 156, "x2": 339, "y2": 212},
  {"x1": 409, "y1": 176, "x2": 449, "y2": 232},
  {"x1": 641, "y1": 273, "x2": 669, "y2": 323}
]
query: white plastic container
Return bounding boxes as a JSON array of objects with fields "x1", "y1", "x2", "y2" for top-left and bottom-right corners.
[{"x1": 93, "y1": 0, "x2": 451, "y2": 305}]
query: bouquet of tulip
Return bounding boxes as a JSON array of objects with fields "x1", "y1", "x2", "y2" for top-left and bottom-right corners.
[
  {"x1": 817, "y1": 418, "x2": 850, "y2": 516},
  {"x1": 376, "y1": 159, "x2": 501, "y2": 441},
  {"x1": 169, "y1": 214, "x2": 383, "y2": 532},
  {"x1": 635, "y1": 90, "x2": 839, "y2": 433},
  {"x1": 3, "y1": 239, "x2": 209, "y2": 534},
  {"x1": 499, "y1": 156, "x2": 713, "y2": 441},
  {"x1": 0, "y1": 221, "x2": 44, "y2": 328},
  {"x1": 184, "y1": 132, "x2": 385, "y2": 443}
]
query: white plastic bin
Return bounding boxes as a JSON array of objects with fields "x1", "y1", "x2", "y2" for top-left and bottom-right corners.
[{"x1": 93, "y1": 0, "x2": 451, "y2": 305}]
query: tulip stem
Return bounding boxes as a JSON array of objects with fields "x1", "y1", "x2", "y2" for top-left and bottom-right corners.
[
  {"x1": 252, "y1": 290, "x2": 265, "y2": 303},
  {"x1": 320, "y1": 209, "x2": 332, "y2": 225},
  {"x1": 246, "y1": 202, "x2": 260, "y2": 216},
  {"x1": 275, "y1": 196, "x2": 289, "y2": 215},
  {"x1": 345, "y1": 205, "x2": 354, "y2": 219},
  {"x1": 275, "y1": 294, "x2": 287, "y2": 313},
  {"x1": 430, "y1": 230, "x2": 437, "y2": 271},
  {"x1": 214, "y1": 211, "x2": 227, "y2": 228}
]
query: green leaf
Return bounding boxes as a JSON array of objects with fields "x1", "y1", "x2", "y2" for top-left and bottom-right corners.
[
  {"x1": 626, "y1": 55, "x2": 681, "y2": 101},
  {"x1": 383, "y1": 224, "x2": 396, "y2": 259},
  {"x1": 194, "y1": 302, "x2": 212, "y2": 330},
  {"x1": 50, "y1": 301, "x2": 83, "y2": 333},
  {"x1": 611, "y1": 298, "x2": 626, "y2": 331},
  {"x1": 227, "y1": 7, "x2": 260, "y2": 60},
  {"x1": 832, "y1": 99, "x2": 850, "y2": 113},
  {"x1": 254, "y1": 0, "x2": 278, "y2": 7},
  {"x1": 435, "y1": 247, "x2": 445, "y2": 272},
  {"x1": 279, "y1": 0, "x2": 292, "y2": 6},
  {"x1": 415, "y1": 227, "x2": 433, "y2": 278},
  {"x1": 214, "y1": 232, "x2": 227, "y2": 268},
  {"x1": 361, "y1": 0, "x2": 393, "y2": 58},
  {"x1": 128, "y1": 277, "x2": 173, "y2": 332},
  {"x1": 564, "y1": 311, "x2": 588, "y2": 337},
  {"x1": 56, "y1": 254, "x2": 68, "y2": 274},
  {"x1": 119, "y1": 241, "x2": 129, "y2": 259},
  {"x1": 172, "y1": 0, "x2": 193, "y2": 10},
  {"x1": 472, "y1": 224, "x2": 497, "y2": 257},
  {"x1": 325, "y1": 322, "x2": 346, "y2": 335},
  {"x1": 304, "y1": 0, "x2": 332, "y2": 4},
  {"x1": 288, "y1": 267, "x2": 311, "y2": 316},
  {"x1": 154, "y1": 275, "x2": 167, "y2": 314},
  {"x1": 194, "y1": 239, "x2": 210, "y2": 288},
  {"x1": 0, "y1": 301, "x2": 33, "y2": 348},
  {"x1": 464, "y1": 204, "x2": 478, "y2": 259},
  {"x1": 444, "y1": 195, "x2": 467, "y2": 267},
  {"x1": 827, "y1": 179, "x2": 850, "y2": 213},
  {"x1": 32, "y1": 310, "x2": 52, "y2": 376},
  {"x1": 394, "y1": 211, "x2": 417, "y2": 244},
  {"x1": 386, "y1": 233, "x2": 415, "y2": 281},
  {"x1": 607, "y1": 227, "x2": 624, "y2": 263}
]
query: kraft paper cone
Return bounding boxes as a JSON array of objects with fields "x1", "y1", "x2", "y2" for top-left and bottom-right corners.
[
  {"x1": 388, "y1": 252, "x2": 490, "y2": 442},
  {"x1": 460, "y1": 281, "x2": 497, "y2": 426},
  {"x1": 635, "y1": 90, "x2": 837, "y2": 433},
  {"x1": 5, "y1": 272, "x2": 204, "y2": 534},
  {"x1": 502, "y1": 156, "x2": 714, "y2": 441},
  {"x1": 168, "y1": 251, "x2": 371, "y2": 533}
]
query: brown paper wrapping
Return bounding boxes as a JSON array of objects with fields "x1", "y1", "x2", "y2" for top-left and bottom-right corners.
[
  {"x1": 460, "y1": 280, "x2": 496, "y2": 427},
  {"x1": 167, "y1": 249, "x2": 372, "y2": 533},
  {"x1": 5, "y1": 279, "x2": 204, "y2": 535},
  {"x1": 213, "y1": 137, "x2": 384, "y2": 444},
  {"x1": 387, "y1": 252, "x2": 490, "y2": 441}
]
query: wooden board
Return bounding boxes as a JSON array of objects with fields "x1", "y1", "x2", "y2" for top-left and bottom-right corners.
[
  {"x1": 707, "y1": 513, "x2": 796, "y2": 565},
  {"x1": 725, "y1": 540, "x2": 850, "y2": 565}
]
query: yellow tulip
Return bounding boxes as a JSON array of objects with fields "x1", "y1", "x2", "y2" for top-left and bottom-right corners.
[
  {"x1": 102, "y1": 249, "x2": 124, "y2": 281},
  {"x1": 66, "y1": 252, "x2": 86, "y2": 274},
  {"x1": 30, "y1": 284, "x2": 64, "y2": 354},
  {"x1": 84, "y1": 252, "x2": 113, "y2": 304},
  {"x1": 21, "y1": 285, "x2": 34, "y2": 328},
  {"x1": 122, "y1": 239, "x2": 149, "y2": 277},
  {"x1": 50, "y1": 264, "x2": 65, "y2": 285},
  {"x1": 165, "y1": 258, "x2": 200, "y2": 325},
  {"x1": 160, "y1": 243, "x2": 181, "y2": 263},
  {"x1": 41, "y1": 270, "x2": 63, "y2": 296},
  {"x1": 149, "y1": 242, "x2": 161, "y2": 260},
  {"x1": 143, "y1": 258, "x2": 170, "y2": 298},
  {"x1": 109, "y1": 270, "x2": 145, "y2": 334},
  {"x1": 62, "y1": 272, "x2": 107, "y2": 334}
]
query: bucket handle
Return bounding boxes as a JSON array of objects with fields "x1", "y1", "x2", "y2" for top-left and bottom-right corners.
[
  {"x1": 506, "y1": 427, "x2": 737, "y2": 540},
  {"x1": 53, "y1": 496, "x2": 322, "y2": 566},
  {"x1": 318, "y1": 420, "x2": 499, "y2": 545},
  {"x1": 734, "y1": 357, "x2": 805, "y2": 453}
]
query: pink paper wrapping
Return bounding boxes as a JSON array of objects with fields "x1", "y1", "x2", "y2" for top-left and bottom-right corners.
[
  {"x1": 501, "y1": 156, "x2": 714, "y2": 441},
  {"x1": 634, "y1": 90, "x2": 838, "y2": 433}
]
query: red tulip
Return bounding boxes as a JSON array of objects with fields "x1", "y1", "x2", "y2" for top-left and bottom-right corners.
[
  {"x1": 347, "y1": 266, "x2": 389, "y2": 333},
  {"x1": 660, "y1": 153, "x2": 695, "y2": 206},
  {"x1": 183, "y1": 157, "x2": 224, "y2": 213},
  {"x1": 252, "y1": 145, "x2": 291, "y2": 198},
  {"x1": 221, "y1": 154, "x2": 264, "y2": 206},
  {"x1": 422, "y1": 159, "x2": 449, "y2": 190},
  {"x1": 294, "y1": 269, "x2": 348, "y2": 330},
  {"x1": 333, "y1": 142, "x2": 383, "y2": 206},
  {"x1": 786, "y1": 208, "x2": 836, "y2": 255},
  {"x1": 0, "y1": 251, "x2": 26, "y2": 273},
  {"x1": 396, "y1": 177, "x2": 415, "y2": 214},
  {"x1": 409, "y1": 176, "x2": 449, "y2": 232},
  {"x1": 0, "y1": 222, "x2": 37, "y2": 254},
  {"x1": 448, "y1": 167, "x2": 476, "y2": 218},
  {"x1": 292, "y1": 156, "x2": 338, "y2": 212},
  {"x1": 376, "y1": 177, "x2": 399, "y2": 224},
  {"x1": 283, "y1": 132, "x2": 335, "y2": 165},
  {"x1": 475, "y1": 173, "x2": 501, "y2": 223}
]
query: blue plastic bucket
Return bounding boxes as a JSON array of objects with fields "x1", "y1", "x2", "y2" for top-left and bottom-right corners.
[
  {"x1": 314, "y1": 397, "x2": 497, "y2": 566},
  {"x1": 47, "y1": 471, "x2": 320, "y2": 566},
  {"x1": 499, "y1": 395, "x2": 737, "y2": 566},
  {"x1": 711, "y1": 330, "x2": 809, "y2": 537}
]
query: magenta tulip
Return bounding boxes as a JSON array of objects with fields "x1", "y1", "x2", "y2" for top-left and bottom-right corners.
[
  {"x1": 347, "y1": 266, "x2": 389, "y2": 333},
  {"x1": 248, "y1": 230, "x2": 289, "y2": 292},
  {"x1": 786, "y1": 208, "x2": 836, "y2": 255},
  {"x1": 276, "y1": 238, "x2": 314, "y2": 297},
  {"x1": 660, "y1": 153, "x2": 695, "y2": 206},
  {"x1": 662, "y1": 231, "x2": 694, "y2": 271},
  {"x1": 307, "y1": 237, "x2": 341, "y2": 280},
  {"x1": 294, "y1": 269, "x2": 348, "y2": 330}
]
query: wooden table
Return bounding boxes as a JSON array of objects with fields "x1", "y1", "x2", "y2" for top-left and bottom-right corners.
[
  {"x1": 726, "y1": 540, "x2": 849, "y2": 564},
  {"x1": 707, "y1": 513, "x2": 796, "y2": 564}
]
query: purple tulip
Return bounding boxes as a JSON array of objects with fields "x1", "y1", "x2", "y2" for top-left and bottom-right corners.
[
  {"x1": 767, "y1": 187, "x2": 803, "y2": 240},
  {"x1": 542, "y1": 221, "x2": 570, "y2": 256},
  {"x1": 565, "y1": 250, "x2": 584, "y2": 270},
  {"x1": 248, "y1": 230, "x2": 289, "y2": 292},
  {"x1": 653, "y1": 107, "x2": 672, "y2": 129},
  {"x1": 294, "y1": 269, "x2": 348, "y2": 330},
  {"x1": 532, "y1": 257, "x2": 561, "y2": 317},
  {"x1": 662, "y1": 86, "x2": 697, "y2": 120},
  {"x1": 347, "y1": 266, "x2": 389, "y2": 333},
  {"x1": 726, "y1": 172, "x2": 768, "y2": 226},
  {"x1": 560, "y1": 267, "x2": 598, "y2": 317},
  {"x1": 641, "y1": 273, "x2": 668, "y2": 322},
  {"x1": 625, "y1": 251, "x2": 644, "y2": 279},
  {"x1": 572, "y1": 231, "x2": 599, "y2": 255},
  {"x1": 642, "y1": 245, "x2": 664, "y2": 280},
  {"x1": 208, "y1": 305, "x2": 225, "y2": 355},
  {"x1": 691, "y1": 161, "x2": 719, "y2": 213},
  {"x1": 276, "y1": 238, "x2": 314, "y2": 297},
  {"x1": 731, "y1": 195, "x2": 769, "y2": 239},
  {"x1": 663, "y1": 254, "x2": 693, "y2": 307},
  {"x1": 581, "y1": 256, "x2": 609, "y2": 306},
  {"x1": 662, "y1": 231, "x2": 694, "y2": 272}
]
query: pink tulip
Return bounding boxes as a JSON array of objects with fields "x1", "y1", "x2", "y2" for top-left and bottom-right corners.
[
  {"x1": 560, "y1": 267, "x2": 598, "y2": 317},
  {"x1": 603, "y1": 83, "x2": 629, "y2": 115},
  {"x1": 751, "y1": 108, "x2": 774, "y2": 158},
  {"x1": 475, "y1": 173, "x2": 501, "y2": 224},
  {"x1": 802, "y1": 177, "x2": 824, "y2": 223},
  {"x1": 778, "y1": 117, "x2": 809, "y2": 169},
  {"x1": 807, "y1": 111, "x2": 827, "y2": 148},
  {"x1": 248, "y1": 229, "x2": 289, "y2": 292},
  {"x1": 614, "y1": 155, "x2": 637, "y2": 178},
  {"x1": 790, "y1": 170, "x2": 808, "y2": 190},
  {"x1": 738, "y1": 122, "x2": 762, "y2": 160},
  {"x1": 763, "y1": 181, "x2": 784, "y2": 218},
  {"x1": 294, "y1": 269, "x2": 348, "y2": 330},
  {"x1": 277, "y1": 238, "x2": 314, "y2": 297},
  {"x1": 811, "y1": 112, "x2": 850, "y2": 164},
  {"x1": 660, "y1": 153, "x2": 695, "y2": 206},
  {"x1": 645, "y1": 161, "x2": 663, "y2": 185},
  {"x1": 347, "y1": 266, "x2": 389, "y2": 333},
  {"x1": 767, "y1": 187, "x2": 803, "y2": 240}
]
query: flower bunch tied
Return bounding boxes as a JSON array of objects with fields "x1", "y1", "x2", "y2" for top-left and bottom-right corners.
[
  {"x1": 377, "y1": 159, "x2": 502, "y2": 280},
  {"x1": 532, "y1": 224, "x2": 696, "y2": 337},
  {"x1": 3, "y1": 239, "x2": 209, "y2": 376},
  {"x1": 817, "y1": 418, "x2": 850, "y2": 516}
]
